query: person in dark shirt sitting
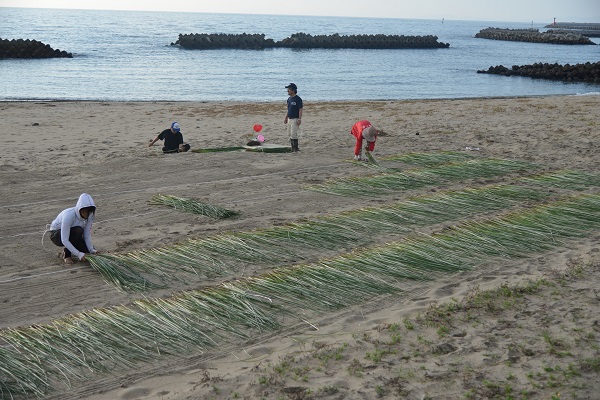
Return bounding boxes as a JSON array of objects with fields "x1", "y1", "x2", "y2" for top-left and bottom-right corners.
[{"x1": 148, "y1": 122, "x2": 190, "y2": 153}]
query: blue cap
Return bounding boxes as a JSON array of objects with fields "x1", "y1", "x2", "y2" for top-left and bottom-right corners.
[{"x1": 171, "y1": 122, "x2": 180, "y2": 132}]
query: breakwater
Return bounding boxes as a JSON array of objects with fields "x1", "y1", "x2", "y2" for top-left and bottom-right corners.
[
  {"x1": 475, "y1": 28, "x2": 595, "y2": 45},
  {"x1": 477, "y1": 61, "x2": 600, "y2": 84},
  {"x1": 544, "y1": 22, "x2": 600, "y2": 38},
  {"x1": 174, "y1": 32, "x2": 450, "y2": 49},
  {"x1": 0, "y1": 38, "x2": 73, "y2": 59}
]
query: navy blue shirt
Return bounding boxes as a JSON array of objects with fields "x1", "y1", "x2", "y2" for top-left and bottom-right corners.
[
  {"x1": 158, "y1": 129, "x2": 184, "y2": 152},
  {"x1": 287, "y1": 95, "x2": 303, "y2": 118}
]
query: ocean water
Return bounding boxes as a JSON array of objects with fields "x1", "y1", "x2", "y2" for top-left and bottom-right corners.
[{"x1": 0, "y1": 7, "x2": 599, "y2": 101}]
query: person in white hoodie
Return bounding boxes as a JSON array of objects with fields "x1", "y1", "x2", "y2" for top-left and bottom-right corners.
[{"x1": 49, "y1": 193, "x2": 98, "y2": 265}]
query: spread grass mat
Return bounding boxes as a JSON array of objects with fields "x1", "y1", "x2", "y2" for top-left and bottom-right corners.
[
  {"x1": 88, "y1": 184, "x2": 551, "y2": 292},
  {"x1": 2, "y1": 193, "x2": 600, "y2": 398},
  {"x1": 3, "y1": 151, "x2": 600, "y2": 398},
  {"x1": 307, "y1": 158, "x2": 540, "y2": 196}
]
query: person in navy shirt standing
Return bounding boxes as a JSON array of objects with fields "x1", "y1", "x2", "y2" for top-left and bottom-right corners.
[{"x1": 284, "y1": 83, "x2": 303, "y2": 152}]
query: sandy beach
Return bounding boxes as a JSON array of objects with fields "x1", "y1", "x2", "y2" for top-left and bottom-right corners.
[{"x1": 0, "y1": 95, "x2": 599, "y2": 399}]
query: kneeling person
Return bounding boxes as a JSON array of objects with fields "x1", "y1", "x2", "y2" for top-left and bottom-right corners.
[
  {"x1": 149, "y1": 122, "x2": 191, "y2": 153},
  {"x1": 49, "y1": 193, "x2": 99, "y2": 265}
]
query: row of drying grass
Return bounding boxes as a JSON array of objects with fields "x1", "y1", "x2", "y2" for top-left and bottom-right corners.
[
  {"x1": 370, "y1": 153, "x2": 600, "y2": 192},
  {"x1": 379, "y1": 151, "x2": 478, "y2": 167},
  {"x1": 518, "y1": 169, "x2": 600, "y2": 191},
  {"x1": 2, "y1": 193, "x2": 600, "y2": 398},
  {"x1": 88, "y1": 184, "x2": 550, "y2": 292},
  {"x1": 307, "y1": 158, "x2": 540, "y2": 196}
]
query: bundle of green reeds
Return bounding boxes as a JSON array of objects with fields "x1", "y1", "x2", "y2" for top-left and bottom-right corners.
[
  {"x1": 365, "y1": 150, "x2": 379, "y2": 166},
  {"x1": 149, "y1": 194, "x2": 239, "y2": 218}
]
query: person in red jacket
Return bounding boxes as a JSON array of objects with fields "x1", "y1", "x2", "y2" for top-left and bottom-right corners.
[{"x1": 350, "y1": 120, "x2": 378, "y2": 161}]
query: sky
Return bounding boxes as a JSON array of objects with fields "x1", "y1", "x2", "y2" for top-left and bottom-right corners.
[{"x1": 1, "y1": 0, "x2": 599, "y2": 23}]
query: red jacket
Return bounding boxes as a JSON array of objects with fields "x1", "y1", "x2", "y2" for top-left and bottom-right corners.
[{"x1": 350, "y1": 120, "x2": 376, "y2": 156}]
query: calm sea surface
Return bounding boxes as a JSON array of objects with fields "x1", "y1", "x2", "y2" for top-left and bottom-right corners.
[{"x1": 0, "y1": 7, "x2": 599, "y2": 101}]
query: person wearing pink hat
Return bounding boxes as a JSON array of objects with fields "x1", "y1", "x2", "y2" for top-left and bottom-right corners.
[{"x1": 350, "y1": 120, "x2": 378, "y2": 161}]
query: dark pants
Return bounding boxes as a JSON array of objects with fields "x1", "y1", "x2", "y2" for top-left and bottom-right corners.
[
  {"x1": 50, "y1": 227, "x2": 89, "y2": 258},
  {"x1": 163, "y1": 144, "x2": 190, "y2": 153}
]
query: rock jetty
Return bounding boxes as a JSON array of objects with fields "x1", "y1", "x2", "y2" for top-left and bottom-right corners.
[
  {"x1": 544, "y1": 22, "x2": 600, "y2": 38},
  {"x1": 173, "y1": 32, "x2": 450, "y2": 50},
  {"x1": 174, "y1": 33, "x2": 276, "y2": 50},
  {"x1": 475, "y1": 28, "x2": 595, "y2": 45},
  {"x1": 277, "y1": 33, "x2": 449, "y2": 49},
  {"x1": 477, "y1": 61, "x2": 600, "y2": 84},
  {"x1": 0, "y1": 38, "x2": 73, "y2": 59}
]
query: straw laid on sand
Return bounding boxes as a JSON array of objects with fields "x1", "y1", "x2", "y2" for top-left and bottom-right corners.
[
  {"x1": 88, "y1": 184, "x2": 552, "y2": 292},
  {"x1": 3, "y1": 193, "x2": 600, "y2": 398},
  {"x1": 308, "y1": 158, "x2": 540, "y2": 196},
  {"x1": 149, "y1": 194, "x2": 239, "y2": 219}
]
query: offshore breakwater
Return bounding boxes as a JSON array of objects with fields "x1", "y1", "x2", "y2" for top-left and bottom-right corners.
[
  {"x1": 0, "y1": 38, "x2": 73, "y2": 59},
  {"x1": 544, "y1": 22, "x2": 600, "y2": 38},
  {"x1": 173, "y1": 32, "x2": 450, "y2": 49},
  {"x1": 477, "y1": 61, "x2": 600, "y2": 84},
  {"x1": 475, "y1": 28, "x2": 596, "y2": 45}
]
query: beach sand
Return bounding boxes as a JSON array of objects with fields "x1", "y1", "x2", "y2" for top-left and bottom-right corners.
[{"x1": 0, "y1": 96, "x2": 599, "y2": 399}]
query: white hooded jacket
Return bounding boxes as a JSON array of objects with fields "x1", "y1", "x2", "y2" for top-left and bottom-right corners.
[{"x1": 50, "y1": 193, "x2": 97, "y2": 260}]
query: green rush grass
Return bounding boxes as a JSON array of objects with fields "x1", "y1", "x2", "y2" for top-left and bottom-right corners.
[
  {"x1": 2, "y1": 194, "x2": 599, "y2": 398},
  {"x1": 245, "y1": 146, "x2": 293, "y2": 153},
  {"x1": 379, "y1": 151, "x2": 478, "y2": 167},
  {"x1": 88, "y1": 185, "x2": 551, "y2": 292},
  {"x1": 149, "y1": 194, "x2": 239, "y2": 218},
  {"x1": 518, "y1": 170, "x2": 600, "y2": 191},
  {"x1": 306, "y1": 158, "x2": 540, "y2": 196},
  {"x1": 192, "y1": 146, "x2": 245, "y2": 153}
]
